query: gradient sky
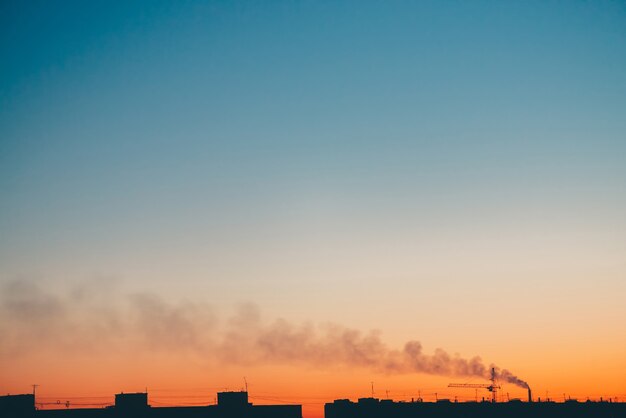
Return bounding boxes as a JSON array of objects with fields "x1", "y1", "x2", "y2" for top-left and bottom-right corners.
[{"x1": 1, "y1": 1, "x2": 626, "y2": 416}]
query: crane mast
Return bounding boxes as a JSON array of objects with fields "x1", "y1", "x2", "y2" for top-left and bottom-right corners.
[{"x1": 448, "y1": 367, "x2": 501, "y2": 403}]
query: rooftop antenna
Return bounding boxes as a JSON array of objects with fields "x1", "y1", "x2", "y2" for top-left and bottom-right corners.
[
  {"x1": 371, "y1": 382, "x2": 374, "y2": 398},
  {"x1": 386, "y1": 390, "x2": 389, "y2": 399},
  {"x1": 244, "y1": 377, "x2": 248, "y2": 393}
]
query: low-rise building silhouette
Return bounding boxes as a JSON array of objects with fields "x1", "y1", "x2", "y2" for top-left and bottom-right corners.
[
  {"x1": 324, "y1": 396, "x2": 626, "y2": 418},
  {"x1": 1, "y1": 391, "x2": 301, "y2": 418},
  {"x1": 0, "y1": 394, "x2": 35, "y2": 417},
  {"x1": 4, "y1": 391, "x2": 626, "y2": 418}
]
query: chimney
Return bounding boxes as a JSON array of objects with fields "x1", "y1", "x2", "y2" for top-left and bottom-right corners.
[{"x1": 528, "y1": 388, "x2": 532, "y2": 403}]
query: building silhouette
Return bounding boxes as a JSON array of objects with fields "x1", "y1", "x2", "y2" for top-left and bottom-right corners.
[
  {"x1": 4, "y1": 391, "x2": 626, "y2": 418},
  {"x1": 1, "y1": 391, "x2": 301, "y2": 418},
  {"x1": 324, "y1": 396, "x2": 626, "y2": 418}
]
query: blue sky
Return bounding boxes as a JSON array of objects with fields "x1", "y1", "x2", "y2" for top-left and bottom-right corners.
[{"x1": 1, "y1": 0, "x2": 625, "y2": 344}]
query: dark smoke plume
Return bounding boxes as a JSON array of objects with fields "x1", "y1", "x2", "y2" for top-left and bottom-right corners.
[
  {"x1": 495, "y1": 368, "x2": 530, "y2": 389},
  {"x1": 0, "y1": 280, "x2": 528, "y2": 387}
]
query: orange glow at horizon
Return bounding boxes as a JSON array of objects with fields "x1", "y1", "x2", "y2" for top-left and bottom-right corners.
[{"x1": 3, "y1": 353, "x2": 626, "y2": 418}]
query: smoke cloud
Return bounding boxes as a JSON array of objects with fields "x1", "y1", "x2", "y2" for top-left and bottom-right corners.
[{"x1": 0, "y1": 280, "x2": 528, "y2": 388}]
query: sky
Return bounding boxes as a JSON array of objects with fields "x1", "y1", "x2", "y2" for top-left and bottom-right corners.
[{"x1": 1, "y1": 1, "x2": 626, "y2": 416}]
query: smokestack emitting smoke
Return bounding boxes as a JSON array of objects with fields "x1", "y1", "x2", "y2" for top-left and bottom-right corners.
[{"x1": 0, "y1": 280, "x2": 529, "y2": 388}]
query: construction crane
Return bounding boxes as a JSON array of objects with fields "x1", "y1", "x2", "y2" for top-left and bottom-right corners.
[{"x1": 448, "y1": 367, "x2": 501, "y2": 403}]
